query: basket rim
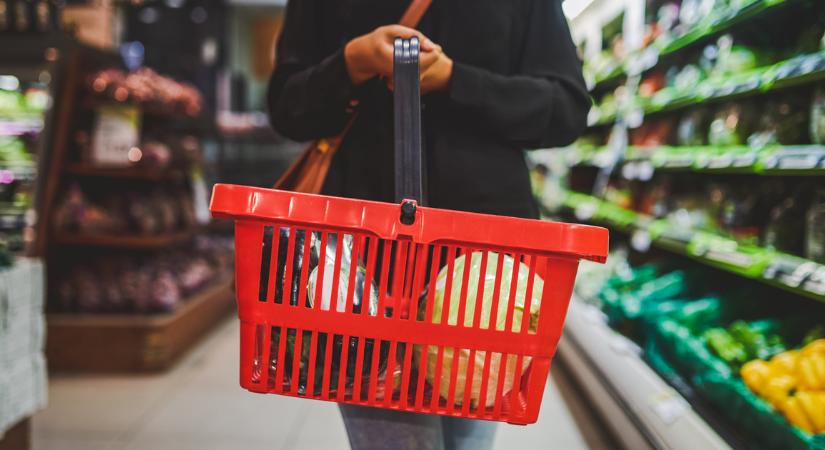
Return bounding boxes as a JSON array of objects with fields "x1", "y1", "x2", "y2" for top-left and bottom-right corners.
[{"x1": 210, "y1": 184, "x2": 608, "y2": 263}]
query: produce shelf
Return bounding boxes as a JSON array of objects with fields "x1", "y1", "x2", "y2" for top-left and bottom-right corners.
[
  {"x1": 589, "y1": 50, "x2": 825, "y2": 128},
  {"x1": 557, "y1": 191, "x2": 825, "y2": 303},
  {"x1": 52, "y1": 230, "x2": 196, "y2": 249},
  {"x1": 588, "y1": 0, "x2": 802, "y2": 92},
  {"x1": 568, "y1": 145, "x2": 825, "y2": 175},
  {"x1": 556, "y1": 299, "x2": 733, "y2": 450},
  {"x1": 644, "y1": 51, "x2": 825, "y2": 115},
  {"x1": 64, "y1": 162, "x2": 186, "y2": 180},
  {"x1": 82, "y1": 96, "x2": 200, "y2": 121},
  {"x1": 657, "y1": 0, "x2": 796, "y2": 57},
  {"x1": 46, "y1": 277, "x2": 234, "y2": 372}
]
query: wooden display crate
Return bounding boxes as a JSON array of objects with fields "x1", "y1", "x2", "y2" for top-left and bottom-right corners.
[{"x1": 46, "y1": 278, "x2": 234, "y2": 372}]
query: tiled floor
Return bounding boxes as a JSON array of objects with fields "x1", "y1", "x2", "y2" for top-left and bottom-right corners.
[{"x1": 33, "y1": 318, "x2": 592, "y2": 450}]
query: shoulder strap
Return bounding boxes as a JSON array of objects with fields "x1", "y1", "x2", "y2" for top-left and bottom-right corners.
[{"x1": 400, "y1": 0, "x2": 433, "y2": 28}]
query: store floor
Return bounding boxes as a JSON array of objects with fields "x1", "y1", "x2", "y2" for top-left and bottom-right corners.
[{"x1": 33, "y1": 318, "x2": 596, "y2": 450}]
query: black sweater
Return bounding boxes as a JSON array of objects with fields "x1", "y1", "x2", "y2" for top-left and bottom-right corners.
[{"x1": 268, "y1": 0, "x2": 589, "y2": 219}]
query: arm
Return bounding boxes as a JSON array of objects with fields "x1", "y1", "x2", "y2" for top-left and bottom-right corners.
[
  {"x1": 446, "y1": 0, "x2": 590, "y2": 149},
  {"x1": 267, "y1": 0, "x2": 355, "y2": 142},
  {"x1": 268, "y1": 0, "x2": 441, "y2": 142}
]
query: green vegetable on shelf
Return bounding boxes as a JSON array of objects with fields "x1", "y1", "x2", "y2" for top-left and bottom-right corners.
[
  {"x1": 704, "y1": 320, "x2": 788, "y2": 370},
  {"x1": 803, "y1": 325, "x2": 825, "y2": 346},
  {"x1": 728, "y1": 320, "x2": 787, "y2": 361},
  {"x1": 705, "y1": 327, "x2": 750, "y2": 366}
]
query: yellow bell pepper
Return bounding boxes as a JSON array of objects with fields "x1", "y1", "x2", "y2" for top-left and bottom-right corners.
[
  {"x1": 796, "y1": 391, "x2": 825, "y2": 434},
  {"x1": 741, "y1": 359, "x2": 772, "y2": 395},
  {"x1": 782, "y1": 396, "x2": 815, "y2": 434},
  {"x1": 763, "y1": 375, "x2": 796, "y2": 409},
  {"x1": 769, "y1": 350, "x2": 799, "y2": 375},
  {"x1": 803, "y1": 339, "x2": 825, "y2": 356},
  {"x1": 797, "y1": 357, "x2": 821, "y2": 390},
  {"x1": 809, "y1": 353, "x2": 825, "y2": 389}
]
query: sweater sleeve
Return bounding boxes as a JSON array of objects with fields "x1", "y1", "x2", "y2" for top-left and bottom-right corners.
[
  {"x1": 267, "y1": 0, "x2": 356, "y2": 142},
  {"x1": 447, "y1": 0, "x2": 590, "y2": 149}
]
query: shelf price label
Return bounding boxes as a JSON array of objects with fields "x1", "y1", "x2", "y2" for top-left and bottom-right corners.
[
  {"x1": 802, "y1": 265, "x2": 825, "y2": 297},
  {"x1": 90, "y1": 105, "x2": 141, "y2": 167},
  {"x1": 574, "y1": 200, "x2": 600, "y2": 221},
  {"x1": 649, "y1": 390, "x2": 690, "y2": 426},
  {"x1": 763, "y1": 256, "x2": 816, "y2": 288},
  {"x1": 631, "y1": 229, "x2": 652, "y2": 253}
]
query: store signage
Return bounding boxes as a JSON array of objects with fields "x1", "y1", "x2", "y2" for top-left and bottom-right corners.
[{"x1": 89, "y1": 105, "x2": 141, "y2": 166}]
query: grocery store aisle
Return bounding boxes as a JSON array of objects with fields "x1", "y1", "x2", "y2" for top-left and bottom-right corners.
[{"x1": 33, "y1": 318, "x2": 594, "y2": 450}]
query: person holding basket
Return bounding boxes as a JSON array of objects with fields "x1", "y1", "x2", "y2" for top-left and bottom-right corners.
[{"x1": 267, "y1": 0, "x2": 590, "y2": 448}]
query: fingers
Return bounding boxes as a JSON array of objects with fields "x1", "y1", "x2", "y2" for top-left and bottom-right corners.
[
  {"x1": 419, "y1": 50, "x2": 441, "y2": 73},
  {"x1": 378, "y1": 25, "x2": 437, "y2": 52}
]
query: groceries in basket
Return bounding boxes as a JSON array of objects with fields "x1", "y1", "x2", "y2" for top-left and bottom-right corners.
[
  {"x1": 266, "y1": 231, "x2": 545, "y2": 408},
  {"x1": 416, "y1": 252, "x2": 543, "y2": 408},
  {"x1": 266, "y1": 229, "x2": 388, "y2": 397}
]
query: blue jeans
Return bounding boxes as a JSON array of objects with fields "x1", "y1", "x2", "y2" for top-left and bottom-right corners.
[{"x1": 339, "y1": 404, "x2": 497, "y2": 450}]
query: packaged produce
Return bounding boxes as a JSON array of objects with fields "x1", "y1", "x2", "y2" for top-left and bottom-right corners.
[
  {"x1": 678, "y1": 0, "x2": 715, "y2": 29},
  {"x1": 708, "y1": 103, "x2": 749, "y2": 146},
  {"x1": 812, "y1": 86, "x2": 825, "y2": 145},
  {"x1": 53, "y1": 183, "x2": 125, "y2": 234},
  {"x1": 639, "y1": 71, "x2": 666, "y2": 98},
  {"x1": 763, "y1": 190, "x2": 809, "y2": 256},
  {"x1": 416, "y1": 252, "x2": 543, "y2": 408},
  {"x1": 741, "y1": 339, "x2": 825, "y2": 434},
  {"x1": 631, "y1": 119, "x2": 674, "y2": 147},
  {"x1": 53, "y1": 184, "x2": 196, "y2": 235},
  {"x1": 749, "y1": 99, "x2": 809, "y2": 147},
  {"x1": 670, "y1": 64, "x2": 704, "y2": 92},
  {"x1": 806, "y1": 189, "x2": 825, "y2": 264},
  {"x1": 713, "y1": 39, "x2": 760, "y2": 78},
  {"x1": 54, "y1": 236, "x2": 234, "y2": 314},
  {"x1": 87, "y1": 67, "x2": 203, "y2": 116},
  {"x1": 648, "y1": 3, "x2": 680, "y2": 45},
  {"x1": 718, "y1": 186, "x2": 764, "y2": 243}
]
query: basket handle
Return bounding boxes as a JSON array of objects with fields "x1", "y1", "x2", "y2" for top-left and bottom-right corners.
[{"x1": 393, "y1": 37, "x2": 423, "y2": 208}]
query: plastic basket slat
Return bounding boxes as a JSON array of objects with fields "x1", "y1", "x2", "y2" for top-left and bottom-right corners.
[{"x1": 306, "y1": 330, "x2": 319, "y2": 397}]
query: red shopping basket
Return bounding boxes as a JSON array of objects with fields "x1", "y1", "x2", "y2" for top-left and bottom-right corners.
[{"x1": 210, "y1": 38, "x2": 608, "y2": 425}]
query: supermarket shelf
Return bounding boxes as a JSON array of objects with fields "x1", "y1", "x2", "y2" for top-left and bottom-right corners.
[
  {"x1": 590, "y1": 51, "x2": 825, "y2": 128},
  {"x1": 46, "y1": 277, "x2": 235, "y2": 372},
  {"x1": 644, "y1": 51, "x2": 825, "y2": 115},
  {"x1": 557, "y1": 191, "x2": 825, "y2": 303},
  {"x1": 588, "y1": 0, "x2": 801, "y2": 92},
  {"x1": 590, "y1": 66, "x2": 626, "y2": 92},
  {"x1": 82, "y1": 96, "x2": 201, "y2": 121},
  {"x1": 0, "y1": 117, "x2": 45, "y2": 136},
  {"x1": 568, "y1": 145, "x2": 825, "y2": 175},
  {"x1": 658, "y1": 0, "x2": 797, "y2": 57},
  {"x1": 64, "y1": 162, "x2": 186, "y2": 180},
  {"x1": 557, "y1": 300, "x2": 732, "y2": 450},
  {"x1": 52, "y1": 230, "x2": 196, "y2": 249}
]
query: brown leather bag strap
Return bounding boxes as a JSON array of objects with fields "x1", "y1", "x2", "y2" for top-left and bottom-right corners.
[{"x1": 400, "y1": 0, "x2": 433, "y2": 28}]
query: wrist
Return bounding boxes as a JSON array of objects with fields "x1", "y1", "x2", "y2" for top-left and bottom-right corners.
[
  {"x1": 344, "y1": 39, "x2": 373, "y2": 85},
  {"x1": 438, "y1": 56, "x2": 454, "y2": 91}
]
